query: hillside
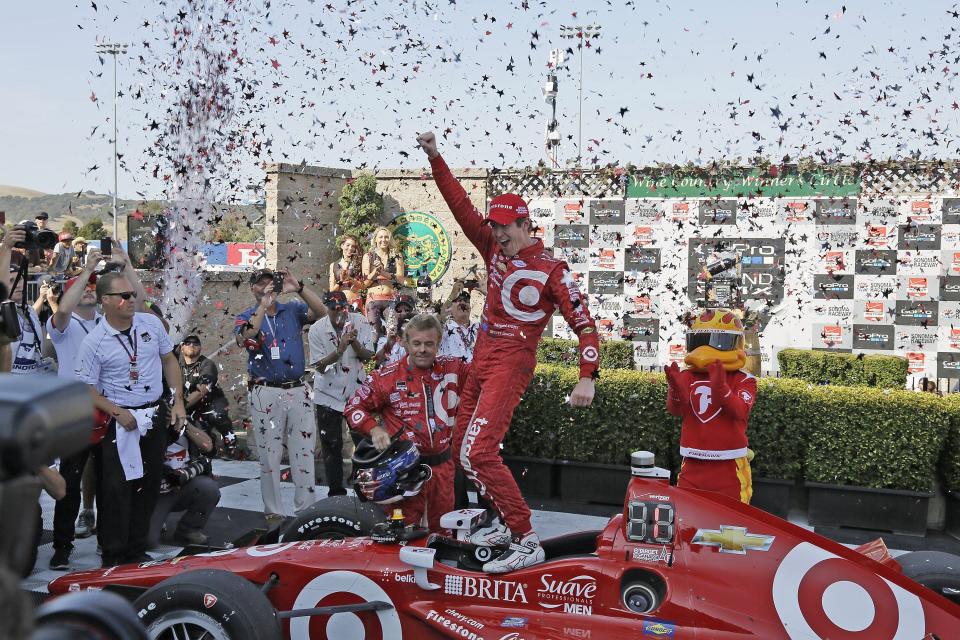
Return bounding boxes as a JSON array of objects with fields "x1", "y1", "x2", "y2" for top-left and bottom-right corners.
[
  {"x1": 0, "y1": 185, "x2": 47, "y2": 198},
  {"x1": 0, "y1": 190, "x2": 262, "y2": 240}
]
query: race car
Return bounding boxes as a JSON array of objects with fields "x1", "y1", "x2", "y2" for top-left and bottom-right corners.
[{"x1": 48, "y1": 451, "x2": 960, "y2": 639}]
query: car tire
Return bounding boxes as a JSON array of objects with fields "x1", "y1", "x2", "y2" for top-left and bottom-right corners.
[
  {"x1": 279, "y1": 495, "x2": 385, "y2": 542},
  {"x1": 133, "y1": 569, "x2": 282, "y2": 640},
  {"x1": 897, "y1": 550, "x2": 960, "y2": 605}
]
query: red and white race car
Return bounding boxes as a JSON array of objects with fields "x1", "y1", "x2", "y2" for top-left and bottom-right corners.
[{"x1": 49, "y1": 451, "x2": 960, "y2": 639}]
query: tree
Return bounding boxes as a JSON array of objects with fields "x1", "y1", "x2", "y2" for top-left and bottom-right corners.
[
  {"x1": 78, "y1": 217, "x2": 108, "y2": 240},
  {"x1": 207, "y1": 206, "x2": 260, "y2": 242},
  {"x1": 60, "y1": 220, "x2": 80, "y2": 236},
  {"x1": 337, "y1": 173, "x2": 383, "y2": 249}
]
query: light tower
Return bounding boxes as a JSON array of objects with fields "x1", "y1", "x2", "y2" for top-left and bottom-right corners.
[
  {"x1": 95, "y1": 42, "x2": 129, "y2": 240},
  {"x1": 543, "y1": 48, "x2": 564, "y2": 168}
]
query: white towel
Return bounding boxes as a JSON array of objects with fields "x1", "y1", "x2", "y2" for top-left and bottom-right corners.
[{"x1": 115, "y1": 407, "x2": 159, "y2": 481}]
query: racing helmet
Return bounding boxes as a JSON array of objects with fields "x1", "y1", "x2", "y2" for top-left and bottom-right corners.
[
  {"x1": 352, "y1": 438, "x2": 432, "y2": 504},
  {"x1": 684, "y1": 308, "x2": 746, "y2": 372}
]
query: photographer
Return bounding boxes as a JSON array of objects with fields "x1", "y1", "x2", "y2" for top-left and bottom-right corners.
[
  {"x1": 2, "y1": 240, "x2": 51, "y2": 375},
  {"x1": 179, "y1": 335, "x2": 237, "y2": 458},
  {"x1": 374, "y1": 294, "x2": 415, "y2": 368},
  {"x1": 147, "y1": 420, "x2": 221, "y2": 548},
  {"x1": 45, "y1": 247, "x2": 104, "y2": 570}
]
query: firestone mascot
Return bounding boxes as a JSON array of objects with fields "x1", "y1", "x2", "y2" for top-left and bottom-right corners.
[{"x1": 665, "y1": 309, "x2": 756, "y2": 503}]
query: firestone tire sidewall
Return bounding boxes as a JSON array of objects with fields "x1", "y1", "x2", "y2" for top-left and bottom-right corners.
[
  {"x1": 280, "y1": 495, "x2": 383, "y2": 542},
  {"x1": 133, "y1": 569, "x2": 282, "y2": 640}
]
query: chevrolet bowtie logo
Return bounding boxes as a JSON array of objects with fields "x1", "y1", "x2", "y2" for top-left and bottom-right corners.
[{"x1": 692, "y1": 526, "x2": 775, "y2": 555}]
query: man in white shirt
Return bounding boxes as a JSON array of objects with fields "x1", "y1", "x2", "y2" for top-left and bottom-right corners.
[
  {"x1": 439, "y1": 290, "x2": 479, "y2": 363},
  {"x1": 47, "y1": 242, "x2": 147, "y2": 569},
  {"x1": 76, "y1": 271, "x2": 186, "y2": 567},
  {"x1": 308, "y1": 291, "x2": 375, "y2": 496}
]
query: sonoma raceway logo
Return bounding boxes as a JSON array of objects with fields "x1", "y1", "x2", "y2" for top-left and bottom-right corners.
[{"x1": 537, "y1": 574, "x2": 597, "y2": 615}]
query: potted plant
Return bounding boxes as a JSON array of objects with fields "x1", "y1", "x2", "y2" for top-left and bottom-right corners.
[
  {"x1": 746, "y1": 379, "x2": 811, "y2": 518},
  {"x1": 804, "y1": 386, "x2": 947, "y2": 536},
  {"x1": 552, "y1": 368, "x2": 678, "y2": 506},
  {"x1": 940, "y1": 395, "x2": 960, "y2": 540},
  {"x1": 502, "y1": 369, "x2": 563, "y2": 499}
]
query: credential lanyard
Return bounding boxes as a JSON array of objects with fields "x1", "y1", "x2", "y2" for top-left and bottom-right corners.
[{"x1": 114, "y1": 329, "x2": 138, "y2": 363}]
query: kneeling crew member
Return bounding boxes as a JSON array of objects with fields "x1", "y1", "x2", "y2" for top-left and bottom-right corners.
[
  {"x1": 346, "y1": 313, "x2": 470, "y2": 532},
  {"x1": 665, "y1": 309, "x2": 756, "y2": 503}
]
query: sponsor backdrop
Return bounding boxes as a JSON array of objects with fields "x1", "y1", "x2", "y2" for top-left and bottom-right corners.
[{"x1": 518, "y1": 175, "x2": 960, "y2": 383}]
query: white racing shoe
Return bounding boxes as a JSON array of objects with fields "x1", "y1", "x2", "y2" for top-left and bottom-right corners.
[
  {"x1": 482, "y1": 532, "x2": 545, "y2": 573},
  {"x1": 464, "y1": 517, "x2": 512, "y2": 547}
]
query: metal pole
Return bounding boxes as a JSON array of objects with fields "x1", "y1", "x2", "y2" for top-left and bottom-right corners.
[
  {"x1": 112, "y1": 51, "x2": 118, "y2": 240},
  {"x1": 577, "y1": 39, "x2": 583, "y2": 167}
]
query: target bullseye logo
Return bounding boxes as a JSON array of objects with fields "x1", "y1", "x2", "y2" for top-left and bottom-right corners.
[
  {"x1": 772, "y1": 543, "x2": 924, "y2": 639},
  {"x1": 431, "y1": 373, "x2": 461, "y2": 427},
  {"x1": 290, "y1": 570, "x2": 401, "y2": 640},
  {"x1": 500, "y1": 269, "x2": 548, "y2": 322},
  {"x1": 582, "y1": 346, "x2": 599, "y2": 363}
]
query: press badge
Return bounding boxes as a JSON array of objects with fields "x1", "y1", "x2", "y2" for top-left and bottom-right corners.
[{"x1": 270, "y1": 346, "x2": 281, "y2": 360}]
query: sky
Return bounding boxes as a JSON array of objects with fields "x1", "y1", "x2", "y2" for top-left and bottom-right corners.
[{"x1": 1, "y1": 0, "x2": 959, "y2": 200}]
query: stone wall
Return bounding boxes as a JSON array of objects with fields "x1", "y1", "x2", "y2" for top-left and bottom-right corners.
[
  {"x1": 175, "y1": 161, "x2": 489, "y2": 421},
  {"x1": 374, "y1": 166, "x2": 489, "y2": 299}
]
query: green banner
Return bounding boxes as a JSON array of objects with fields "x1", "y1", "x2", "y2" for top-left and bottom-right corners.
[{"x1": 627, "y1": 167, "x2": 860, "y2": 199}]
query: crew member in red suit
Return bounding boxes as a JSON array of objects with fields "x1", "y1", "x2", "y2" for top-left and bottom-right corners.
[
  {"x1": 665, "y1": 309, "x2": 756, "y2": 503},
  {"x1": 346, "y1": 313, "x2": 470, "y2": 533},
  {"x1": 417, "y1": 131, "x2": 600, "y2": 572}
]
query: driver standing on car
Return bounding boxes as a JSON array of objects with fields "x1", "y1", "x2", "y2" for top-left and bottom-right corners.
[
  {"x1": 665, "y1": 309, "x2": 757, "y2": 503},
  {"x1": 346, "y1": 313, "x2": 469, "y2": 533},
  {"x1": 418, "y1": 131, "x2": 599, "y2": 572}
]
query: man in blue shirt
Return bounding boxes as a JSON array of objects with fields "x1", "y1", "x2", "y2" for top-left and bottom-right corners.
[{"x1": 235, "y1": 268, "x2": 327, "y2": 520}]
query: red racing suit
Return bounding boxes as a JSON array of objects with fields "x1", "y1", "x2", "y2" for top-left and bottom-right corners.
[
  {"x1": 346, "y1": 355, "x2": 470, "y2": 532},
  {"x1": 430, "y1": 154, "x2": 600, "y2": 535},
  {"x1": 666, "y1": 368, "x2": 757, "y2": 503}
]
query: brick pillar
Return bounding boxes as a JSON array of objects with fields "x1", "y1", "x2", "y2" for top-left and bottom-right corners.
[{"x1": 264, "y1": 163, "x2": 353, "y2": 288}]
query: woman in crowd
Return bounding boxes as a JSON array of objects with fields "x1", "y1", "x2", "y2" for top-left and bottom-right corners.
[
  {"x1": 362, "y1": 226, "x2": 405, "y2": 335},
  {"x1": 328, "y1": 234, "x2": 364, "y2": 311}
]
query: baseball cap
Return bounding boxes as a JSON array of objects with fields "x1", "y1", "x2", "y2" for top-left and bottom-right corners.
[
  {"x1": 394, "y1": 294, "x2": 415, "y2": 310},
  {"x1": 35, "y1": 212, "x2": 49, "y2": 220},
  {"x1": 323, "y1": 290, "x2": 348, "y2": 309},
  {"x1": 249, "y1": 268, "x2": 275, "y2": 284},
  {"x1": 59, "y1": 232, "x2": 74, "y2": 242},
  {"x1": 182, "y1": 334, "x2": 201, "y2": 345},
  {"x1": 62, "y1": 272, "x2": 98, "y2": 294},
  {"x1": 484, "y1": 193, "x2": 529, "y2": 226}
]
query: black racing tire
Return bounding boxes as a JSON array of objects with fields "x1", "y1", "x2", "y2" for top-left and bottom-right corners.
[
  {"x1": 133, "y1": 569, "x2": 282, "y2": 640},
  {"x1": 897, "y1": 550, "x2": 960, "y2": 605},
  {"x1": 279, "y1": 494, "x2": 385, "y2": 542}
]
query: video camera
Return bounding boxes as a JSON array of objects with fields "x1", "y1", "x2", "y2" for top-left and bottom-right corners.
[
  {"x1": 0, "y1": 376, "x2": 147, "y2": 639},
  {"x1": 12, "y1": 221, "x2": 58, "y2": 252}
]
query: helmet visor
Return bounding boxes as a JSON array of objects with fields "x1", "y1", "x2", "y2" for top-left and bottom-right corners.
[{"x1": 687, "y1": 332, "x2": 740, "y2": 352}]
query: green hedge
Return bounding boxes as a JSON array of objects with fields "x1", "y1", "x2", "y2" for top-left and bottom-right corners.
[
  {"x1": 506, "y1": 364, "x2": 953, "y2": 492},
  {"x1": 537, "y1": 337, "x2": 634, "y2": 370},
  {"x1": 941, "y1": 394, "x2": 960, "y2": 494},
  {"x1": 803, "y1": 386, "x2": 948, "y2": 492},
  {"x1": 777, "y1": 348, "x2": 907, "y2": 389}
]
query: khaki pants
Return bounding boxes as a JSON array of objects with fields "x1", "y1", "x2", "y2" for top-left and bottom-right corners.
[{"x1": 248, "y1": 384, "x2": 316, "y2": 515}]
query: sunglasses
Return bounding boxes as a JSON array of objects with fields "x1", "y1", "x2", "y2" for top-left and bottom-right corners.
[{"x1": 103, "y1": 291, "x2": 137, "y2": 301}]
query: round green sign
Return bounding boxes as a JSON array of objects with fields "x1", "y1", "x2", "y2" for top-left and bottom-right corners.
[{"x1": 388, "y1": 211, "x2": 452, "y2": 282}]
